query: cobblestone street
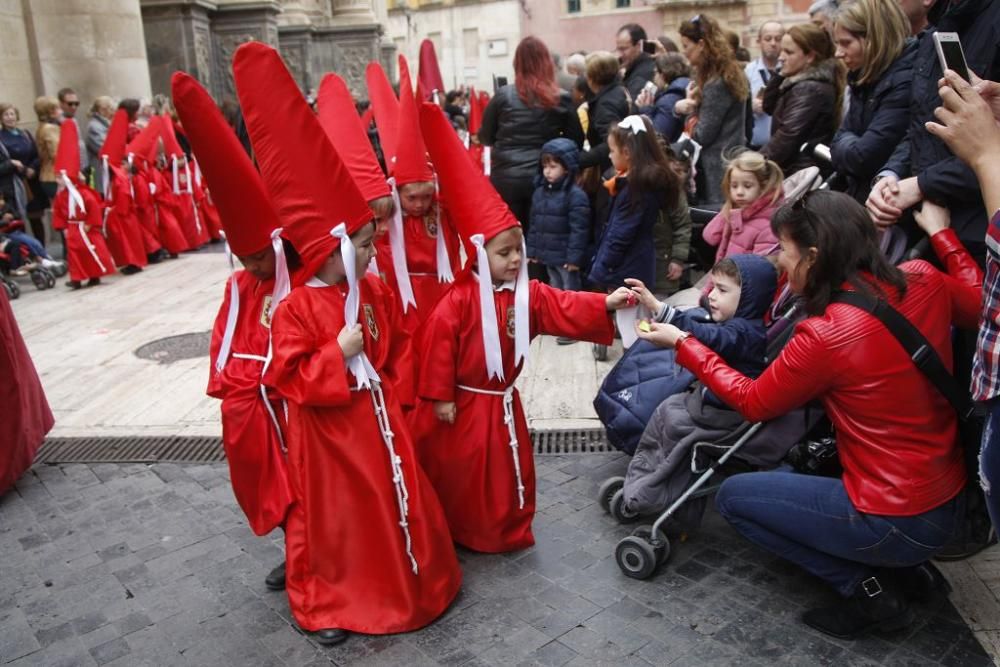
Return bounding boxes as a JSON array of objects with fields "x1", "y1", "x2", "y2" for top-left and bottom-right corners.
[{"x1": 0, "y1": 453, "x2": 992, "y2": 666}]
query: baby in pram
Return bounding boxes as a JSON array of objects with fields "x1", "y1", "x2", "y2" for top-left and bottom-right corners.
[{"x1": 614, "y1": 253, "x2": 780, "y2": 529}]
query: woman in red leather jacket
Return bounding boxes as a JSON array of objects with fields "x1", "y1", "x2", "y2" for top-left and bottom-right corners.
[{"x1": 637, "y1": 190, "x2": 982, "y2": 639}]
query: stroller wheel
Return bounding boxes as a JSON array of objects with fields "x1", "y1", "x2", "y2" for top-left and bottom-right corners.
[
  {"x1": 616, "y1": 536, "x2": 657, "y2": 580},
  {"x1": 597, "y1": 476, "x2": 625, "y2": 513},
  {"x1": 4, "y1": 278, "x2": 20, "y2": 300},
  {"x1": 44, "y1": 270, "x2": 56, "y2": 288},
  {"x1": 610, "y1": 489, "x2": 640, "y2": 524},
  {"x1": 30, "y1": 270, "x2": 47, "y2": 290},
  {"x1": 632, "y1": 525, "x2": 671, "y2": 566},
  {"x1": 592, "y1": 343, "x2": 608, "y2": 361}
]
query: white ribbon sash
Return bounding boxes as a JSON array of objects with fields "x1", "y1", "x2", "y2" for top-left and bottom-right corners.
[
  {"x1": 215, "y1": 236, "x2": 240, "y2": 375},
  {"x1": 433, "y1": 175, "x2": 454, "y2": 284},
  {"x1": 101, "y1": 155, "x2": 111, "y2": 201},
  {"x1": 172, "y1": 156, "x2": 181, "y2": 195},
  {"x1": 513, "y1": 237, "x2": 530, "y2": 367},
  {"x1": 74, "y1": 221, "x2": 106, "y2": 273},
  {"x1": 331, "y1": 223, "x2": 380, "y2": 389},
  {"x1": 483, "y1": 146, "x2": 492, "y2": 176},
  {"x1": 61, "y1": 171, "x2": 85, "y2": 219},
  {"x1": 386, "y1": 178, "x2": 416, "y2": 313},
  {"x1": 472, "y1": 234, "x2": 505, "y2": 382}
]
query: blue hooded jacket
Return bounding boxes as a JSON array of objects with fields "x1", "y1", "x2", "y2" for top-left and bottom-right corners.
[{"x1": 527, "y1": 138, "x2": 591, "y2": 268}]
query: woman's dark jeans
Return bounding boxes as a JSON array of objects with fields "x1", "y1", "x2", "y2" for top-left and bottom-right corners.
[
  {"x1": 716, "y1": 471, "x2": 962, "y2": 597},
  {"x1": 980, "y1": 397, "x2": 1000, "y2": 534}
]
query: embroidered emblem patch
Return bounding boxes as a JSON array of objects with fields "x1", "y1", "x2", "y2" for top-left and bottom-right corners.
[
  {"x1": 424, "y1": 215, "x2": 439, "y2": 238},
  {"x1": 505, "y1": 306, "x2": 516, "y2": 339},
  {"x1": 363, "y1": 303, "x2": 380, "y2": 341},
  {"x1": 260, "y1": 295, "x2": 273, "y2": 328}
]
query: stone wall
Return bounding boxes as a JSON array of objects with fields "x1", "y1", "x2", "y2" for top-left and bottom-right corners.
[{"x1": 1, "y1": 0, "x2": 152, "y2": 129}]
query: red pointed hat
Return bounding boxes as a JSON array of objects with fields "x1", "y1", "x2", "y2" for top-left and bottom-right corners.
[
  {"x1": 127, "y1": 116, "x2": 163, "y2": 164},
  {"x1": 54, "y1": 118, "x2": 82, "y2": 180},
  {"x1": 468, "y1": 87, "x2": 483, "y2": 135},
  {"x1": 317, "y1": 73, "x2": 390, "y2": 203},
  {"x1": 365, "y1": 62, "x2": 400, "y2": 172},
  {"x1": 394, "y1": 55, "x2": 434, "y2": 186},
  {"x1": 172, "y1": 71, "x2": 279, "y2": 257},
  {"x1": 419, "y1": 39, "x2": 446, "y2": 101},
  {"x1": 160, "y1": 115, "x2": 185, "y2": 158},
  {"x1": 100, "y1": 109, "x2": 129, "y2": 164},
  {"x1": 419, "y1": 101, "x2": 518, "y2": 242},
  {"x1": 234, "y1": 41, "x2": 372, "y2": 283}
]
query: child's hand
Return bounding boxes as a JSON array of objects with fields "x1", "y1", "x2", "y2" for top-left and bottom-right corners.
[
  {"x1": 605, "y1": 286, "x2": 635, "y2": 311},
  {"x1": 434, "y1": 401, "x2": 457, "y2": 424},
  {"x1": 337, "y1": 323, "x2": 364, "y2": 358},
  {"x1": 636, "y1": 321, "x2": 686, "y2": 348},
  {"x1": 564, "y1": 263, "x2": 579, "y2": 272},
  {"x1": 913, "y1": 201, "x2": 951, "y2": 236},
  {"x1": 666, "y1": 261, "x2": 684, "y2": 281},
  {"x1": 624, "y1": 278, "x2": 662, "y2": 313},
  {"x1": 528, "y1": 257, "x2": 539, "y2": 264},
  {"x1": 674, "y1": 98, "x2": 696, "y2": 116}
]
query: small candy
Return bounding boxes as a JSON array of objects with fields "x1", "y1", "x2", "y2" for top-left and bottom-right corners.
[{"x1": 638, "y1": 320, "x2": 651, "y2": 333}]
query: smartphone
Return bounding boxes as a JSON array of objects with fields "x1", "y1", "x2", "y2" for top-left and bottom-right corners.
[
  {"x1": 493, "y1": 75, "x2": 508, "y2": 93},
  {"x1": 934, "y1": 32, "x2": 971, "y2": 82},
  {"x1": 642, "y1": 40, "x2": 657, "y2": 55}
]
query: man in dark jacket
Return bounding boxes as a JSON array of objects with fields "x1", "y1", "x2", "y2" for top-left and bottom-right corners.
[
  {"x1": 527, "y1": 138, "x2": 590, "y2": 297},
  {"x1": 616, "y1": 23, "x2": 656, "y2": 102},
  {"x1": 867, "y1": 0, "x2": 1000, "y2": 261}
]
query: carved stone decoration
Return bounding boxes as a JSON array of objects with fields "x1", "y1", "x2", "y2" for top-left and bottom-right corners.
[
  {"x1": 213, "y1": 31, "x2": 262, "y2": 99},
  {"x1": 193, "y1": 25, "x2": 214, "y2": 90},
  {"x1": 334, "y1": 40, "x2": 376, "y2": 93}
]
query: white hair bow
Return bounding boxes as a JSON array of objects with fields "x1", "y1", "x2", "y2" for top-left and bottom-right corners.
[{"x1": 618, "y1": 115, "x2": 647, "y2": 134}]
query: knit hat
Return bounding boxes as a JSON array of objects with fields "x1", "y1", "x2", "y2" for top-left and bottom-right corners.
[
  {"x1": 394, "y1": 55, "x2": 434, "y2": 186},
  {"x1": 172, "y1": 71, "x2": 278, "y2": 257},
  {"x1": 418, "y1": 102, "x2": 527, "y2": 382},
  {"x1": 316, "y1": 73, "x2": 390, "y2": 203},
  {"x1": 418, "y1": 39, "x2": 445, "y2": 103},
  {"x1": 54, "y1": 118, "x2": 86, "y2": 216},
  {"x1": 234, "y1": 41, "x2": 372, "y2": 287},
  {"x1": 365, "y1": 62, "x2": 400, "y2": 172}
]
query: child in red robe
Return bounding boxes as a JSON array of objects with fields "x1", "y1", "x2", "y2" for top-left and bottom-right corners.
[
  {"x1": 99, "y1": 109, "x2": 148, "y2": 274},
  {"x1": 410, "y1": 103, "x2": 635, "y2": 553},
  {"x1": 173, "y1": 72, "x2": 293, "y2": 591},
  {"x1": 235, "y1": 42, "x2": 461, "y2": 646},
  {"x1": 51, "y1": 119, "x2": 115, "y2": 288},
  {"x1": 369, "y1": 57, "x2": 463, "y2": 333},
  {"x1": 161, "y1": 119, "x2": 210, "y2": 250},
  {"x1": 127, "y1": 117, "x2": 189, "y2": 257}
]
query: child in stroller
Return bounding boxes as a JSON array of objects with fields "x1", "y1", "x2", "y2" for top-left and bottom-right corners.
[
  {"x1": 596, "y1": 253, "x2": 779, "y2": 525},
  {"x1": 0, "y1": 192, "x2": 65, "y2": 279}
]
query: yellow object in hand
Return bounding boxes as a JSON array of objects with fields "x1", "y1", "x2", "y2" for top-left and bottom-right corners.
[{"x1": 638, "y1": 320, "x2": 651, "y2": 333}]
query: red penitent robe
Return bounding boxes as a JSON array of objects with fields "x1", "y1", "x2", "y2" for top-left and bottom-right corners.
[
  {"x1": 207, "y1": 271, "x2": 292, "y2": 536},
  {"x1": 264, "y1": 274, "x2": 460, "y2": 634},
  {"x1": 128, "y1": 170, "x2": 163, "y2": 256},
  {"x1": 410, "y1": 274, "x2": 614, "y2": 553},
  {"x1": 168, "y1": 168, "x2": 210, "y2": 249},
  {"x1": 146, "y1": 168, "x2": 190, "y2": 254},
  {"x1": 375, "y1": 205, "x2": 462, "y2": 333},
  {"x1": 51, "y1": 186, "x2": 116, "y2": 282},
  {"x1": 102, "y1": 166, "x2": 148, "y2": 268},
  {"x1": 194, "y1": 182, "x2": 223, "y2": 241}
]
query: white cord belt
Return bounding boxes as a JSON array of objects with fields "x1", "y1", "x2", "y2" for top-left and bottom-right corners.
[
  {"x1": 456, "y1": 384, "x2": 525, "y2": 510},
  {"x1": 74, "y1": 221, "x2": 107, "y2": 273},
  {"x1": 370, "y1": 382, "x2": 418, "y2": 574},
  {"x1": 231, "y1": 353, "x2": 268, "y2": 362},
  {"x1": 226, "y1": 353, "x2": 286, "y2": 453}
]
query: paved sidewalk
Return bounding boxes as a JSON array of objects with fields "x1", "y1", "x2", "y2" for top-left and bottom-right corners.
[{"x1": 1, "y1": 456, "x2": 993, "y2": 666}]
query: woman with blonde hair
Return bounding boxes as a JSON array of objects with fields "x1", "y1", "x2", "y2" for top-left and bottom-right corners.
[
  {"x1": 760, "y1": 23, "x2": 845, "y2": 175},
  {"x1": 831, "y1": 0, "x2": 915, "y2": 202},
  {"x1": 33, "y1": 96, "x2": 61, "y2": 201},
  {"x1": 676, "y1": 13, "x2": 750, "y2": 203}
]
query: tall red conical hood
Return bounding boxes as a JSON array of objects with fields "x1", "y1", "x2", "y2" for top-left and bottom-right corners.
[
  {"x1": 365, "y1": 62, "x2": 400, "y2": 172},
  {"x1": 468, "y1": 87, "x2": 483, "y2": 135},
  {"x1": 317, "y1": 73, "x2": 390, "y2": 203},
  {"x1": 419, "y1": 39, "x2": 446, "y2": 101},
  {"x1": 394, "y1": 55, "x2": 434, "y2": 186},
  {"x1": 172, "y1": 71, "x2": 279, "y2": 257},
  {"x1": 160, "y1": 115, "x2": 185, "y2": 158},
  {"x1": 419, "y1": 101, "x2": 518, "y2": 242},
  {"x1": 234, "y1": 41, "x2": 372, "y2": 284},
  {"x1": 54, "y1": 118, "x2": 82, "y2": 180},
  {"x1": 100, "y1": 109, "x2": 129, "y2": 164},
  {"x1": 127, "y1": 116, "x2": 163, "y2": 165}
]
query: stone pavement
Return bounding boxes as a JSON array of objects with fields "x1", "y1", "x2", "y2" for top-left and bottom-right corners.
[{"x1": 0, "y1": 454, "x2": 994, "y2": 667}]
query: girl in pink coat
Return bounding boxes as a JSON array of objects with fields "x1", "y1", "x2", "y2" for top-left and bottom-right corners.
[{"x1": 703, "y1": 152, "x2": 784, "y2": 262}]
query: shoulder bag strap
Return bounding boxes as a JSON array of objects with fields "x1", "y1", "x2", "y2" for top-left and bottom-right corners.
[{"x1": 832, "y1": 290, "x2": 974, "y2": 421}]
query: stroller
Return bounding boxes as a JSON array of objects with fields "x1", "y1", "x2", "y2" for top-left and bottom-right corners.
[{"x1": 0, "y1": 240, "x2": 57, "y2": 299}]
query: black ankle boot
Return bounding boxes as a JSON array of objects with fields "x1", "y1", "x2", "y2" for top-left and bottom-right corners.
[
  {"x1": 264, "y1": 562, "x2": 286, "y2": 591},
  {"x1": 891, "y1": 562, "x2": 952, "y2": 602},
  {"x1": 314, "y1": 628, "x2": 348, "y2": 646},
  {"x1": 802, "y1": 576, "x2": 913, "y2": 639}
]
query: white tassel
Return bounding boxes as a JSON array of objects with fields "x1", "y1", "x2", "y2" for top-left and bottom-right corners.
[
  {"x1": 472, "y1": 234, "x2": 505, "y2": 382},
  {"x1": 172, "y1": 156, "x2": 181, "y2": 195},
  {"x1": 433, "y1": 174, "x2": 454, "y2": 284},
  {"x1": 127, "y1": 154, "x2": 135, "y2": 200},
  {"x1": 331, "y1": 223, "x2": 380, "y2": 389},
  {"x1": 101, "y1": 155, "x2": 111, "y2": 201},
  {"x1": 386, "y1": 178, "x2": 417, "y2": 312}
]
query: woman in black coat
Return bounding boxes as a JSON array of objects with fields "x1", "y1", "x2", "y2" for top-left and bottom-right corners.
[
  {"x1": 578, "y1": 51, "x2": 631, "y2": 172},
  {"x1": 479, "y1": 37, "x2": 584, "y2": 230},
  {"x1": 761, "y1": 24, "x2": 845, "y2": 176},
  {"x1": 831, "y1": 0, "x2": 916, "y2": 203}
]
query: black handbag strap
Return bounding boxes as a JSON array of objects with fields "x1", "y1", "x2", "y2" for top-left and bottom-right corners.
[{"x1": 832, "y1": 290, "x2": 974, "y2": 421}]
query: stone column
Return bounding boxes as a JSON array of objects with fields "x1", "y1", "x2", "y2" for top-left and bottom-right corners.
[
  {"x1": 140, "y1": 0, "x2": 215, "y2": 97},
  {"x1": 309, "y1": 0, "x2": 383, "y2": 97},
  {"x1": 210, "y1": 0, "x2": 281, "y2": 100}
]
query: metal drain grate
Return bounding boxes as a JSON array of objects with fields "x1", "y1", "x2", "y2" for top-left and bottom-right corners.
[
  {"x1": 37, "y1": 436, "x2": 225, "y2": 464},
  {"x1": 531, "y1": 428, "x2": 613, "y2": 454},
  {"x1": 37, "y1": 428, "x2": 612, "y2": 463}
]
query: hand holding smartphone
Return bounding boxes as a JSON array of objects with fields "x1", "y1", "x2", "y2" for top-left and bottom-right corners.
[{"x1": 934, "y1": 32, "x2": 972, "y2": 84}]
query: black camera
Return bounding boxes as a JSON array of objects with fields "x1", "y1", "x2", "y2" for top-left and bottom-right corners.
[{"x1": 785, "y1": 436, "x2": 839, "y2": 476}]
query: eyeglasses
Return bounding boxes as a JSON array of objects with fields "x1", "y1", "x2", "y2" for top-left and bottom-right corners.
[{"x1": 65, "y1": 101, "x2": 80, "y2": 107}]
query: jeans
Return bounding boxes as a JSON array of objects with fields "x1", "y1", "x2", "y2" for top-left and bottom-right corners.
[
  {"x1": 716, "y1": 471, "x2": 962, "y2": 597},
  {"x1": 980, "y1": 398, "x2": 1000, "y2": 534},
  {"x1": 546, "y1": 264, "x2": 581, "y2": 291},
  {"x1": 7, "y1": 231, "x2": 47, "y2": 259}
]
